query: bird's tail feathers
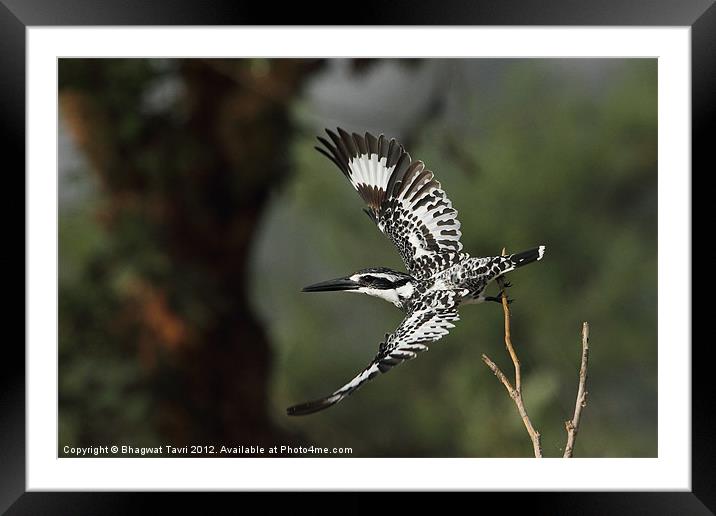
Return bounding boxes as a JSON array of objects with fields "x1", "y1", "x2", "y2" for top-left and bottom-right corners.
[
  {"x1": 490, "y1": 245, "x2": 546, "y2": 276},
  {"x1": 508, "y1": 245, "x2": 546, "y2": 269}
]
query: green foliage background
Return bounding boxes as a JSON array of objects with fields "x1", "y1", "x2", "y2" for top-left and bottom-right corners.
[{"x1": 60, "y1": 59, "x2": 657, "y2": 457}]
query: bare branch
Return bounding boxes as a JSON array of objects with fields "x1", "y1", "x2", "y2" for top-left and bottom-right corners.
[
  {"x1": 481, "y1": 354, "x2": 514, "y2": 394},
  {"x1": 482, "y1": 248, "x2": 543, "y2": 458},
  {"x1": 563, "y1": 322, "x2": 590, "y2": 458},
  {"x1": 496, "y1": 248, "x2": 522, "y2": 392}
]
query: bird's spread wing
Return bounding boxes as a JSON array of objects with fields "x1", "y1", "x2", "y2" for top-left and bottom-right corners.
[
  {"x1": 286, "y1": 290, "x2": 463, "y2": 416},
  {"x1": 316, "y1": 128, "x2": 466, "y2": 279}
]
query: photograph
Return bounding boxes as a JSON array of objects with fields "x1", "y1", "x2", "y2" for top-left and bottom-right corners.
[{"x1": 57, "y1": 57, "x2": 658, "y2": 459}]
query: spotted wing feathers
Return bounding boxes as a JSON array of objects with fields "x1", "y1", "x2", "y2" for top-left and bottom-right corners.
[
  {"x1": 316, "y1": 129, "x2": 465, "y2": 279},
  {"x1": 286, "y1": 290, "x2": 462, "y2": 416}
]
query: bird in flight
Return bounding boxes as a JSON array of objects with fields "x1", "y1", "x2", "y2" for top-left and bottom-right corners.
[{"x1": 286, "y1": 128, "x2": 545, "y2": 416}]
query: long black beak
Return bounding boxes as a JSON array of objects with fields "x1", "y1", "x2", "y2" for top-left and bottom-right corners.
[{"x1": 302, "y1": 277, "x2": 360, "y2": 292}]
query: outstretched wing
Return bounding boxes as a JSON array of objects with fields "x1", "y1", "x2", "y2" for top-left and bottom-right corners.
[
  {"x1": 286, "y1": 290, "x2": 463, "y2": 416},
  {"x1": 316, "y1": 128, "x2": 466, "y2": 279}
]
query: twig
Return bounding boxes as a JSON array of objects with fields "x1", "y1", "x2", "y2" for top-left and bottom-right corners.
[
  {"x1": 481, "y1": 248, "x2": 543, "y2": 458},
  {"x1": 563, "y1": 322, "x2": 590, "y2": 458}
]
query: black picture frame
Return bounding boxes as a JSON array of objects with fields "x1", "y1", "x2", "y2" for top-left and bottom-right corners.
[{"x1": 4, "y1": 0, "x2": 709, "y2": 513}]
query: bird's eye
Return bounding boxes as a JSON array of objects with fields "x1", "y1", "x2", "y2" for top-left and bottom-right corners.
[{"x1": 362, "y1": 275, "x2": 392, "y2": 289}]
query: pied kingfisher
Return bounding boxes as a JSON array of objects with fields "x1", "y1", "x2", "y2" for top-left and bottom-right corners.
[{"x1": 287, "y1": 128, "x2": 545, "y2": 416}]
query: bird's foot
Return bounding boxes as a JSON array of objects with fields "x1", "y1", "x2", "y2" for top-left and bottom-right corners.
[
  {"x1": 485, "y1": 294, "x2": 514, "y2": 305},
  {"x1": 496, "y1": 287, "x2": 515, "y2": 304}
]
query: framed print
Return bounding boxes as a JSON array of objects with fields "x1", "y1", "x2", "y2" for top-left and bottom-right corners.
[{"x1": 4, "y1": 0, "x2": 711, "y2": 513}]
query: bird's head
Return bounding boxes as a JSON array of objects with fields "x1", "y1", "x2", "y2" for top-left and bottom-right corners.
[{"x1": 302, "y1": 267, "x2": 415, "y2": 308}]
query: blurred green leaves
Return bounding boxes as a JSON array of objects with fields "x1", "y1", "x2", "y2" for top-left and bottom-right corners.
[{"x1": 255, "y1": 59, "x2": 657, "y2": 457}]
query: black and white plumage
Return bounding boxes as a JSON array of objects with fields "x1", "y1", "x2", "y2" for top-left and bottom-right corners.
[
  {"x1": 286, "y1": 129, "x2": 546, "y2": 416},
  {"x1": 315, "y1": 127, "x2": 465, "y2": 279}
]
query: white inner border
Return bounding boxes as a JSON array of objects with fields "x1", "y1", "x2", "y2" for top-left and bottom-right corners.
[{"x1": 27, "y1": 27, "x2": 691, "y2": 491}]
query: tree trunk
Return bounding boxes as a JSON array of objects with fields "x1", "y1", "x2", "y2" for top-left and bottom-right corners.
[{"x1": 60, "y1": 58, "x2": 323, "y2": 450}]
